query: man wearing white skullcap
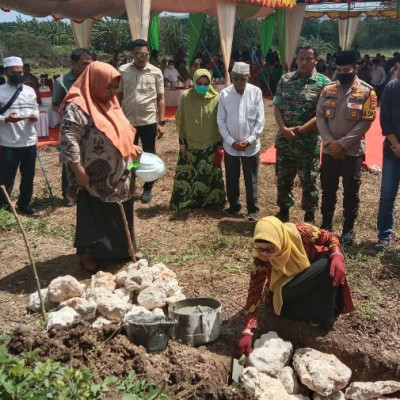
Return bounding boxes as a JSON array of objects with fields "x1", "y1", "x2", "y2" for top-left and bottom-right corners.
[
  {"x1": 0, "y1": 56, "x2": 39, "y2": 215},
  {"x1": 217, "y1": 61, "x2": 265, "y2": 221}
]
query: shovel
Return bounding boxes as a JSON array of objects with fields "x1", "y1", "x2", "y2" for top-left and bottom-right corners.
[{"x1": 229, "y1": 354, "x2": 246, "y2": 384}]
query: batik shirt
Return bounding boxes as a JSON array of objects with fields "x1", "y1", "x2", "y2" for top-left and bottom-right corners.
[
  {"x1": 244, "y1": 222, "x2": 342, "y2": 330},
  {"x1": 273, "y1": 68, "x2": 331, "y2": 155},
  {"x1": 60, "y1": 103, "x2": 135, "y2": 203}
]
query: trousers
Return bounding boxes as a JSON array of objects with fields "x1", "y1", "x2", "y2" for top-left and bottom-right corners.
[
  {"x1": 134, "y1": 123, "x2": 157, "y2": 191},
  {"x1": 224, "y1": 151, "x2": 259, "y2": 214},
  {"x1": 320, "y1": 153, "x2": 362, "y2": 232},
  {"x1": 0, "y1": 145, "x2": 36, "y2": 207},
  {"x1": 276, "y1": 148, "x2": 319, "y2": 212}
]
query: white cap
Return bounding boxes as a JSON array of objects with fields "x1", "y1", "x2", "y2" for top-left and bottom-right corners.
[
  {"x1": 4, "y1": 56, "x2": 23, "y2": 68},
  {"x1": 135, "y1": 152, "x2": 166, "y2": 182},
  {"x1": 231, "y1": 62, "x2": 250, "y2": 75}
]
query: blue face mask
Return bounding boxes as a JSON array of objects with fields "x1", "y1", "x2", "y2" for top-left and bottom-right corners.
[{"x1": 195, "y1": 84, "x2": 209, "y2": 96}]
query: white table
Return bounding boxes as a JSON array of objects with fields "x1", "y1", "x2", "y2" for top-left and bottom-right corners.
[
  {"x1": 165, "y1": 88, "x2": 186, "y2": 107},
  {"x1": 35, "y1": 107, "x2": 49, "y2": 138}
]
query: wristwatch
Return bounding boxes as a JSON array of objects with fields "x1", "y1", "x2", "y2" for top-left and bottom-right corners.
[{"x1": 158, "y1": 120, "x2": 166, "y2": 126}]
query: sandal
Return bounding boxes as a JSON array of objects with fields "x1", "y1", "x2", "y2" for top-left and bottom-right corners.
[{"x1": 79, "y1": 254, "x2": 101, "y2": 275}]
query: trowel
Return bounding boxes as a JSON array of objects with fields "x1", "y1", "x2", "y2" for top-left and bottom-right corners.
[{"x1": 229, "y1": 354, "x2": 246, "y2": 384}]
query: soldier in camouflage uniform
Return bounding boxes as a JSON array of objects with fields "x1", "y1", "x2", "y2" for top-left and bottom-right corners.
[{"x1": 273, "y1": 44, "x2": 331, "y2": 223}]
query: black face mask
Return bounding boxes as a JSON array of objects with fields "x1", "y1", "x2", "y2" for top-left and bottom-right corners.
[
  {"x1": 8, "y1": 74, "x2": 24, "y2": 85},
  {"x1": 336, "y1": 72, "x2": 355, "y2": 86}
]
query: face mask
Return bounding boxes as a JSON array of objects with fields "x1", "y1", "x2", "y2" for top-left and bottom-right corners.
[
  {"x1": 336, "y1": 72, "x2": 355, "y2": 85},
  {"x1": 8, "y1": 74, "x2": 24, "y2": 85},
  {"x1": 194, "y1": 85, "x2": 209, "y2": 96}
]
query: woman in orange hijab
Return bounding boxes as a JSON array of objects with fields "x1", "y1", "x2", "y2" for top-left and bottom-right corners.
[{"x1": 60, "y1": 61, "x2": 142, "y2": 273}]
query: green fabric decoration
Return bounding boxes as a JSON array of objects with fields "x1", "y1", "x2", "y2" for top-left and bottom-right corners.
[
  {"x1": 261, "y1": 14, "x2": 276, "y2": 56},
  {"x1": 276, "y1": 9, "x2": 286, "y2": 68},
  {"x1": 148, "y1": 15, "x2": 160, "y2": 51},
  {"x1": 188, "y1": 13, "x2": 206, "y2": 67}
]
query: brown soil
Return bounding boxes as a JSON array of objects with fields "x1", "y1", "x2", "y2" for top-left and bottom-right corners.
[{"x1": 7, "y1": 322, "x2": 256, "y2": 400}]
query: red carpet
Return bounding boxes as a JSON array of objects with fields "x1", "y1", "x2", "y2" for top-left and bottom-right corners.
[
  {"x1": 165, "y1": 106, "x2": 177, "y2": 121},
  {"x1": 261, "y1": 110, "x2": 384, "y2": 170},
  {"x1": 37, "y1": 128, "x2": 60, "y2": 148}
]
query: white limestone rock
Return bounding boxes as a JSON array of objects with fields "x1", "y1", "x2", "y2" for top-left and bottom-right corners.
[
  {"x1": 127, "y1": 259, "x2": 149, "y2": 272},
  {"x1": 248, "y1": 331, "x2": 293, "y2": 377},
  {"x1": 115, "y1": 270, "x2": 128, "y2": 288},
  {"x1": 47, "y1": 307, "x2": 80, "y2": 329},
  {"x1": 90, "y1": 271, "x2": 116, "y2": 292},
  {"x1": 240, "y1": 367, "x2": 260, "y2": 391},
  {"x1": 28, "y1": 288, "x2": 55, "y2": 312},
  {"x1": 86, "y1": 288, "x2": 128, "y2": 321},
  {"x1": 153, "y1": 278, "x2": 182, "y2": 297},
  {"x1": 166, "y1": 292, "x2": 186, "y2": 305},
  {"x1": 150, "y1": 263, "x2": 177, "y2": 281},
  {"x1": 256, "y1": 375, "x2": 291, "y2": 400},
  {"x1": 289, "y1": 395, "x2": 309, "y2": 400},
  {"x1": 345, "y1": 381, "x2": 400, "y2": 400},
  {"x1": 60, "y1": 297, "x2": 96, "y2": 321},
  {"x1": 92, "y1": 316, "x2": 113, "y2": 329},
  {"x1": 152, "y1": 307, "x2": 165, "y2": 316},
  {"x1": 48, "y1": 275, "x2": 85, "y2": 303},
  {"x1": 313, "y1": 391, "x2": 345, "y2": 400},
  {"x1": 278, "y1": 366, "x2": 300, "y2": 394},
  {"x1": 293, "y1": 348, "x2": 352, "y2": 396},
  {"x1": 124, "y1": 267, "x2": 153, "y2": 292},
  {"x1": 113, "y1": 288, "x2": 131, "y2": 303},
  {"x1": 137, "y1": 285, "x2": 167, "y2": 310}
]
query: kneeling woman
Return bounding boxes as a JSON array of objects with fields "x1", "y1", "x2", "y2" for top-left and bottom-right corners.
[
  {"x1": 60, "y1": 62, "x2": 141, "y2": 274},
  {"x1": 238, "y1": 216, "x2": 354, "y2": 356}
]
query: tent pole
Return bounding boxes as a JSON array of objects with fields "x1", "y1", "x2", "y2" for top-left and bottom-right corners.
[{"x1": 345, "y1": 0, "x2": 351, "y2": 50}]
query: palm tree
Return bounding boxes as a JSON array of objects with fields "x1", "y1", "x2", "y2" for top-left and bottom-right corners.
[{"x1": 92, "y1": 18, "x2": 131, "y2": 53}]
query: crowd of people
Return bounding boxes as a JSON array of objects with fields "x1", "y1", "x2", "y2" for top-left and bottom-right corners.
[{"x1": 0, "y1": 39, "x2": 400, "y2": 356}]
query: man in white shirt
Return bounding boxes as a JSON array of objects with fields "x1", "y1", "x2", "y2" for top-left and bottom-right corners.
[
  {"x1": 370, "y1": 58, "x2": 387, "y2": 102},
  {"x1": 163, "y1": 60, "x2": 183, "y2": 86},
  {"x1": 217, "y1": 62, "x2": 265, "y2": 221},
  {"x1": 0, "y1": 56, "x2": 39, "y2": 215}
]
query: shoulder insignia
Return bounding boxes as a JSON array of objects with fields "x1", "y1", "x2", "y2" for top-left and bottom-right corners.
[{"x1": 359, "y1": 80, "x2": 373, "y2": 90}]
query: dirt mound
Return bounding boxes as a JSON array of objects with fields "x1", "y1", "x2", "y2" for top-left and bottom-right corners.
[{"x1": 7, "y1": 323, "x2": 256, "y2": 400}]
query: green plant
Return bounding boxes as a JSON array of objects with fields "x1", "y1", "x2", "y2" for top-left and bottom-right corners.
[
  {"x1": 117, "y1": 371, "x2": 169, "y2": 399},
  {"x1": 0, "y1": 346, "x2": 170, "y2": 399}
]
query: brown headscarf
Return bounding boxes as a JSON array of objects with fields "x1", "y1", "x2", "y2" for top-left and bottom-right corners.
[{"x1": 61, "y1": 61, "x2": 136, "y2": 158}]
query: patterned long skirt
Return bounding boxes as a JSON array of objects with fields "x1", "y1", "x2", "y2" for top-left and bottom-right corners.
[{"x1": 170, "y1": 144, "x2": 226, "y2": 211}]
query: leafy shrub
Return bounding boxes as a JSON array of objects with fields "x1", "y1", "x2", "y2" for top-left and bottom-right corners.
[{"x1": 0, "y1": 345, "x2": 170, "y2": 399}]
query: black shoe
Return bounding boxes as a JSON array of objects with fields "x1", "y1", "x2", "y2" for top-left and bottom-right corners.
[
  {"x1": 17, "y1": 204, "x2": 36, "y2": 215},
  {"x1": 375, "y1": 238, "x2": 390, "y2": 252},
  {"x1": 224, "y1": 206, "x2": 241, "y2": 216},
  {"x1": 63, "y1": 197, "x2": 74, "y2": 207},
  {"x1": 304, "y1": 211, "x2": 315, "y2": 223},
  {"x1": 247, "y1": 212, "x2": 258, "y2": 222},
  {"x1": 275, "y1": 207, "x2": 289, "y2": 222},
  {"x1": 141, "y1": 190, "x2": 153, "y2": 203},
  {"x1": 340, "y1": 230, "x2": 355, "y2": 246}
]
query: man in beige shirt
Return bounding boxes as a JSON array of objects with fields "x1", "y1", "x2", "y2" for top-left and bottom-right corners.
[
  {"x1": 118, "y1": 39, "x2": 165, "y2": 203},
  {"x1": 316, "y1": 51, "x2": 376, "y2": 245}
]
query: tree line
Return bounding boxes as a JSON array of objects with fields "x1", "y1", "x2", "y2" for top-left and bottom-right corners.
[{"x1": 0, "y1": 15, "x2": 398, "y2": 64}]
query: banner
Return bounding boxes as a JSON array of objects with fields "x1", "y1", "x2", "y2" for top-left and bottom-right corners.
[
  {"x1": 188, "y1": 13, "x2": 206, "y2": 67},
  {"x1": 261, "y1": 14, "x2": 276, "y2": 56}
]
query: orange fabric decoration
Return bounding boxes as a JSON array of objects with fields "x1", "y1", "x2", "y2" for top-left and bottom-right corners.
[{"x1": 61, "y1": 61, "x2": 137, "y2": 159}]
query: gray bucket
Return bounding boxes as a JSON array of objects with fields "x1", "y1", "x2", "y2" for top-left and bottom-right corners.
[
  {"x1": 168, "y1": 297, "x2": 222, "y2": 346},
  {"x1": 124, "y1": 314, "x2": 177, "y2": 353}
]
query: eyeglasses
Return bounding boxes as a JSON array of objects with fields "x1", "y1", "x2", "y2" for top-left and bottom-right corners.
[
  {"x1": 253, "y1": 245, "x2": 276, "y2": 254},
  {"x1": 232, "y1": 76, "x2": 247, "y2": 82},
  {"x1": 133, "y1": 52, "x2": 150, "y2": 58}
]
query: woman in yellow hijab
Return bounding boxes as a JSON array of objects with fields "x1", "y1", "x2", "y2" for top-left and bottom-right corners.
[{"x1": 238, "y1": 216, "x2": 354, "y2": 356}]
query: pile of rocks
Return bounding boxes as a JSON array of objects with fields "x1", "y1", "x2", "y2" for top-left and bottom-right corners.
[
  {"x1": 240, "y1": 331, "x2": 400, "y2": 400},
  {"x1": 28, "y1": 260, "x2": 186, "y2": 330}
]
